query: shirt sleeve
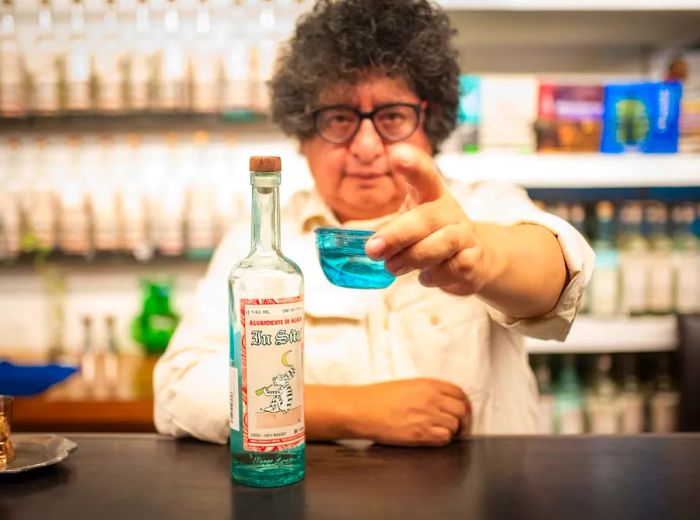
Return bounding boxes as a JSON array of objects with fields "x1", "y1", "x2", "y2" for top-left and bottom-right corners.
[
  {"x1": 153, "y1": 228, "x2": 242, "y2": 444},
  {"x1": 454, "y1": 180, "x2": 595, "y2": 341}
]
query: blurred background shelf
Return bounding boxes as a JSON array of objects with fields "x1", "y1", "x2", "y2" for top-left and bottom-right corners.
[
  {"x1": 437, "y1": 153, "x2": 700, "y2": 188},
  {"x1": 525, "y1": 315, "x2": 679, "y2": 354},
  {"x1": 439, "y1": 1, "x2": 700, "y2": 10},
  {"x1": 0, "y1": 111, "x2": 272, "y2": 136}
]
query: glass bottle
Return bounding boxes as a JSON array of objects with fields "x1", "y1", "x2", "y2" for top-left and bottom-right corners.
[
  {"x1": 0, "y1": 0, "x2": 23, "y2": 116},
  {"x1": 229, "y1": 156, "x2": 305, "y2": 487},
  {"x1": 618, "y1": 201, "x2": 649, "y2": 316},
  {"x1": 569, "y1": 202, "x2": 590, "y2": 313},
  {"x1": 585, "y1": 354, "x2": 619, "y2": 434},
  {"x1": 126, "y1": 0, "x2": 155, "y2": 111},
  {"x1": 65, "y1": 0, "x2": 90, "y2": 112},
  {"x1": 187, "y1": 0, "x2": 220, "y2": 113},
  {"x1": 23, "y1": 136, "x2": 58, "y2": 253},
  {"x1": 92, "y1": 0, "x2": 124, "y2": 113},
  {"x1": 131, "y1": 279, "x2": 180, "y2": 356},
  {"x1": 649, "y1": 353, "x2": 680, "y2": 433},
  {"x1": 554, "y1": 354, "x2": 585, "y2": 434},
  {"x1": 618, "y1": 353, "x2": 644, "y2": 433},
  {"x1": 589, "y1": 200, "x2": 620, "y2": 317},
  {"x1": 25, "y1": 0, "x2": 60, "y2": 114},
  {"x1": 0, "y1": 137, "x2": 22, "y2": 261},
  {"x1": 158, "y1": 0, "x2": 185, "y2": 110},
  {"x1": 533, "y1": 355, "x2": 555, "y2": 434},
  {"x1": 57, "y1": 135, "x2": 92, "y2": 258},
  {"x1": 223, "y1": 0, "x2": 253, "y2": 111},
  {"x1": 645, "y1": 202, "x2": 674, "y2": 315},
  {"x1": 671, "y1": 202, "x2": 700, "y2": 314},
  {"x1": 184, "y1": 131, "x2": 217, "y2": 259}
]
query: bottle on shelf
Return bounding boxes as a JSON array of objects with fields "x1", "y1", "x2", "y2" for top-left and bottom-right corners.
[
  {"x1": 649, "y1": 352, "x2": 680, "y2": 433},
  {"x1": 187, "y1": 0, "x2": 221, "y2": 113},
  {"x1": 24, "y1": 0, "x2": 60, "y2": 114},
  {"x1": 126, "y1": 0, "x2": 156, "y2": 111},
  {"x1": 157, "y1": 0, "x2": 186, "y2": 110},
  {"x1": 103, "y1": 315, "x2": 120, "y2": 397},
  {"x1": 671, "y1": 202, "x2": 700, "y2": 314},
  {"x1": 568, "y1": 202, "x2": 590, "y2": 313},
  {"x1": 585, "y1": 354, "x2": 619, "y2": 434},
  {"x1": 23, "y1": 136, "x2": 58, "y2": 253},
  {"x1": 554, "y1": 354, "x2": 585, "y2": 434},
  {"x1": 57, "y1": 136, "x2": 92, "y2": 258},
  {"x1": 80, "y1": 314, "x2": 96, "y2": 395},
  {"x1": 533, "y1": 355, "x2": 556, "y2": 434},
  {"x1": 0, "y1": 138, "x2": 22, "y2": 261},
  {"x1": 618, "y1": 353, "x2": 644, "y2": 434},
  {"x1": 589, "y1": 200, "x2": 620, "y2": 317},
  {"x1": 617, "y1": 201, "x2": 649, "y2": 316},
  {"x1": 151, "y1": 134, "x2": 186, "y2": 256},
  {"x1": 120, "y1": 134, "x2": 154, "y2": 261},
  {"x1": 645, "y1": 202, "x2": 674, "y2": 315},
  {"x1": 91, "y1": 0, "x2": 125, "y2": 113},
  {"x1": 221, "y1": 0, "x2": 253, "y2": 112},
  {"x1": 64, "y1": 0, "x2": 90, "y2": 112},
  {"x1": 250, "y1": 0, "x2": 279, "y2": 111},
  {"x1": 90, "y1": 136, "x2": 123, "y2": 254},
  {"x1": 0, "y1": 0, "x2": 23, "y2": 116},
  {"x1": 229, "y1": 156, "x2": 305, "y2": 487},
  {"x1": 184, "y1": 131, "x2": 217, "y2": 259}
]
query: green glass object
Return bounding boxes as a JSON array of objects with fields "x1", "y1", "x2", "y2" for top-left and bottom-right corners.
[{"x1": 131, "y1": 280, "x2": 180, "y2": 356}]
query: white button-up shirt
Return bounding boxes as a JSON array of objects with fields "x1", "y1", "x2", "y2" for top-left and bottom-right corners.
[{"x1": 154, "y1": 178, "x2": 595, "y2": 444}]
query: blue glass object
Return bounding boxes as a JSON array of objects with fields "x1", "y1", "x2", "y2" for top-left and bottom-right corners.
[
  {"x1": 0, "y1": 361, "x2": 78, "y2": 396},
  {"x1": 314, "y1": 227, "x2": 395, "y2": 289}
]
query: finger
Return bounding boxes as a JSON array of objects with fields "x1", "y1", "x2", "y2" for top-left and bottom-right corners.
[
  {"x1": 418, "y1": 247, "x2": 483, "y2": 291},
  {"x1": 384, "y1": 224, "x2": 474, "y2": 276},
  {"x1": 438, "y1": 395, "x2": 470, "y2": 424},
  {"x1": 365, "y1": 200, "x2": 444, "y2": 260},
  {"x1": 388, "y1": 143, "x2": 445, "y2": 205},
  {"x1": 435, "y1": 412, "x2": 460, "y2": 435},
  {"x1": 432, "y1": 380, "x2": 469, "y2": 402},
  {"x1": 425, "y1": 427, "x2": 452, "y2": 447}
]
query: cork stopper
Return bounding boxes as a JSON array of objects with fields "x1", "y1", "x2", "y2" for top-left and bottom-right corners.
[{"x1": 250, "y1": 156, "x2": 281, "y2": 172}]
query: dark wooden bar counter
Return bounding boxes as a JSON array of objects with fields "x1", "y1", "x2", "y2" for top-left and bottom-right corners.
[{"x1": 1, "y1": 434, "x2": 699, "y2": 519}]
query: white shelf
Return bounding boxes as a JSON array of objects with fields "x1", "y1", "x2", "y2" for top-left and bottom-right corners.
[
  {"x1": 525, "y1": 315, "x2": 678, "y2": 354},
  {"x1": 438, "y1": 1, "x2": 700, "y2": 10},
  {"x1": 436, "y1": 153, "x2": 700, "y2": 189}
]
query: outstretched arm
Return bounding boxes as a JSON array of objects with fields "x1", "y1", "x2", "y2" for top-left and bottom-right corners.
[{"x1": 366, "y1": 144, "x2": 567, "y2": 319}]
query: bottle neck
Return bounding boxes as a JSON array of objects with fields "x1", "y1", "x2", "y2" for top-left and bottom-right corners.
[{"x1": 250, "y1": 176, "x2": 281, "y2": 255}]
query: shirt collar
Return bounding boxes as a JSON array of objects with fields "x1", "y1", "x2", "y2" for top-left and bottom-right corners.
[{"x1": 298, "y1": 188, "x2": 399, "y2": 233}]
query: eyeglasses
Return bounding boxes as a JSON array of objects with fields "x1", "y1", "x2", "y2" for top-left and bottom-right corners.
[{"x1": 312, "y1": 103, "x2": 422, "y2": 145}]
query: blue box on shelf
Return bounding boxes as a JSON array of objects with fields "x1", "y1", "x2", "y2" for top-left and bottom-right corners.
[{"x1": 601, "y1": 81, "x2": 682, "y2": 154}]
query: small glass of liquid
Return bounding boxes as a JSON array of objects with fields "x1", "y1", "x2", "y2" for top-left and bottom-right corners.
[{"x1": 314, "y1": 227, "x2": 395, "y2": 289}]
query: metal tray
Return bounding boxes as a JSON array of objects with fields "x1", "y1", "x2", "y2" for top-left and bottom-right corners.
[{"x1": 0, "y1": 434, "x2": 77, "y2": 474}]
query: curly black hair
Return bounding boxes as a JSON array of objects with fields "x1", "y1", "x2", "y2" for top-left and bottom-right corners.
[{"x1": 269, "y1": 0, "x2": 460, "y2": 153}]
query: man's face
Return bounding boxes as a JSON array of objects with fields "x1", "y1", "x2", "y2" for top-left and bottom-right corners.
[{"x1": 300, "y1": 75, "x2": 433, "y2": 223}]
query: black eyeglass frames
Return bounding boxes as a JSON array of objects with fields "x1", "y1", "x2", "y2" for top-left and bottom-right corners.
[{"x1": 312, "y1": 103, "x2": 423, "y2": 144}]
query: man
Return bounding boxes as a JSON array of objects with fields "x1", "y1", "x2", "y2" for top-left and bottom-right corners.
[{"x1": 154, "y1": 0, "x2": 594, "y2": 446}]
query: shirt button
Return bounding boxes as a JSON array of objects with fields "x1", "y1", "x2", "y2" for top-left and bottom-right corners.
[
  {"x1": 430, "y1": 314, "x2": 440, "y2": 326},
  {"x1": 383, "y1": 316, "x2": 389, "y2": 329}
]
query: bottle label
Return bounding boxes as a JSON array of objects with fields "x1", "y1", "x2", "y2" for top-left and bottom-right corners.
[{"x1": 240, "y1": 296, "x2": 304, "y2": 452}]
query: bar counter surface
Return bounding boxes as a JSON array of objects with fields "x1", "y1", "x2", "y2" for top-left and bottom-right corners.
[{"x1": 1, "y1": 433, "x2": 699, "y2": 519}]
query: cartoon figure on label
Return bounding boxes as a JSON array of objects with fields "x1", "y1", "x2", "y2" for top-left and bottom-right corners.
[{"x1": 256, "y1": 350, "x2": 295, "y2": 414}]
